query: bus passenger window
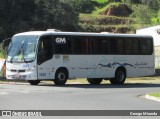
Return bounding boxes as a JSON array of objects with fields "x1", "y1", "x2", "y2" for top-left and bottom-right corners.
[
  {"x1": 91, "y1": 38, "x2": 109, "y2": 54},
  {"x1": 117, "y1": 39, "x2": 124, "y2": 54},
  {"x1": 72, "y1": 36, "x2": 88, "y2": 54},
  {"x1": 140, "y1": 39, "x2": 150, "y2": 54},
  {"x1": 140, "y1": 39, "x2": 152, "y2": 55},
  {"x1": 125, "y1": 39, "x2": 133, "y2": 54},
  {"x1": 54, "y1": 36, "x2": 71, "y2": 54},
  {"x1": 133, "y1": 39, "x2": 140, "y2": 54},
  {"x1": 109, "y1": 39, "x2": 117, "y2": 54}
]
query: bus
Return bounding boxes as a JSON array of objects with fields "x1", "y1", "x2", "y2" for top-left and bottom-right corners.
[{"x1": 6, "y1": 31, "x2": 155, "y2": 85}]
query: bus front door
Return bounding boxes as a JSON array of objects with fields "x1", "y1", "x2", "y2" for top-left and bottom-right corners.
[{"x1": 37, "y1": 35, "x2": 53, "y2": 80}]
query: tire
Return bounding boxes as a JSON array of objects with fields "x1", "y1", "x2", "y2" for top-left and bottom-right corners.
[
  {"x1": 87, "y1": 78, "x2": 103, "y2": 85},
  {"x1": 54, "y1": 69, "x2": 68, "y2": 85},
  {"x1": 28, "y1": 80, "x2": 40, "y2": 85},
  {"x1": 110, "y1": 69, "x2": 126, "y2": 85}
]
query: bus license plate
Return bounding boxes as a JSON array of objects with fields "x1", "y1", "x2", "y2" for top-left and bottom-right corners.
[{"x1": 14, "y1": 74, "x2": 21, "y2": 78}]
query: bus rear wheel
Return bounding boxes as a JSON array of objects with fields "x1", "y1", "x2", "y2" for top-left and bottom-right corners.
[
  {"x1": 54, "y1": 69, "x2": 68, "y2": 85},
  {"x1": 28, "y1": 80, "x2": 40, "y2": 85},
  {"x1": 87, "y1": 78, "x2": 103, "y2": 85},
  {"x1": 110, "y1": 69, "x2": 126, "y2": 85}
]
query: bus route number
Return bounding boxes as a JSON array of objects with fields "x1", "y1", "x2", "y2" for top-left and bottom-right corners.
[{"x1": 39, "y1": 73, "x2": 46, "y2": 77}]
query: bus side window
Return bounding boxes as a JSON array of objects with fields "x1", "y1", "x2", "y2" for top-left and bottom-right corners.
[
  {"x1": 133, "y1": 39, "x2": 140, "y2": 54},
  {"x1": 54, "y1": 36, "x2": 71, "y2": 54},
  {"x1": 140, "y1": 38, "x2": 153, "y2": 55},
  {"x1": 117, "y1": 39, "x2": 124, "y2": 54},
  {"x1": 110, "y1": 38, "x2": 117, "y2": 54},
  {"x1": 72, "y1": 36, "x2": 88, "y2": 54},
  {"x1": 147, "y1": 39, "x2": 153, "y2": 54},
  {"x1": 94, "y1": 38, "x2": 109, "y2": 54},
  {"x1": 125, "y1": 38, "x2": 133, "y2": 54}
]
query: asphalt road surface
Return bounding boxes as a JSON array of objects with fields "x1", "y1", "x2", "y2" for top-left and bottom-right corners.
[{"x1": 0, "y1": 82, "x2": 160, "y2": 119}]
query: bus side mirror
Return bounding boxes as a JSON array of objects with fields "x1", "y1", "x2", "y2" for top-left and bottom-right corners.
[{"x1": 7, "y1": 42, "x2": 12, "y2": 55}]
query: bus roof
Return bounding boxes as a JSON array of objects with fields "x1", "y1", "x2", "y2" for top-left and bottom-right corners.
[{"x1": 13, "y1": 31, "x2": 152, "y2": 38}]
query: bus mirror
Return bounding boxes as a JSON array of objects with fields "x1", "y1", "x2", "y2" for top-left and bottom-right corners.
[{"x1": 7, "y1": 43, "x2": 11, "y2": 55}]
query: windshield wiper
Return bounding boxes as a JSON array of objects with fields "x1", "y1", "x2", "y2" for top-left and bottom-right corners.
[
  {"x1": 10, "y1": 41, "x2": 27, "y2": 63},
  {"x1": 10, "y1": 51, "x2": 18, "y2": 63}
]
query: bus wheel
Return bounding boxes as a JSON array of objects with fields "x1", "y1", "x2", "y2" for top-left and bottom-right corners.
[
  {"x1": 28, "y1": 80, "x2": 40, "y2": 85},
  {"x1": 110, "y1": 69, "x2": 126, "y2": 85},
  {"x1": 87, "y1": 78, "x2": 103, "y2": 85},
  {"x1": 54, "y1": 69, "x2": 68, "y2": 85}
]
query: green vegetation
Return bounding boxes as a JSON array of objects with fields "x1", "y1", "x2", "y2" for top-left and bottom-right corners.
[
  {"x1": 0, "y1": 0, "x2": 159, "y2": 58},
  {"x1": 92, "y1": 0, "x2": 108, "y2": 4},
  {"x1": 0, "y1": 0, "x2": 160, "y2": 50},
  {"x1": 79, "y1": 0, "x2": 160, "y2": 33},
  {"x1": 0, "y1": 44, "x2": 5, "y2": 58},
  {"x1": 149, "y1": 93, "x2": 160, "y2": 98},
  {"x1": 0, "y1": 0, "x2": 80, "y2": 42}
]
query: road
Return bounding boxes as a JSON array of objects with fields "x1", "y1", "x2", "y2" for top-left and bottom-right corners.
[{"x1": 0, "y1": 81, "x2": 160, "y2": 119}]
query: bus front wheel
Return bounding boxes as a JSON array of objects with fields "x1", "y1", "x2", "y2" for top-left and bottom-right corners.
[
  {"x1": 87, "y1": 78, "x2": 103, "y2": 85},
  {"x1": 28, "y1": 80, "x2": 40, "y2": 85},
  {"x1": 110, "y1": 69, "x2": 126, "y2": 85},
  {"x1": 54, "y1": 69, "x2": 68, "y2": 85}
]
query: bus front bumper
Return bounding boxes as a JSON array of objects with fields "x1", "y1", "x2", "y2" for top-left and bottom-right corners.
[{"x1": 6, "y1": 71, "x2": 37, "y2": 80}]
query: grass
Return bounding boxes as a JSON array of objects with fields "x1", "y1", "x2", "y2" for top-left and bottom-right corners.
[
  {"x1": 80, "y1": 0, "x2": 156, "y2": 32},
  {"x1": 149, "y1": 93, "x2": 160, "y2": 98},
  {"x1": 67, "y1": 77, "x2": 160, "y2": 84},
  {"x1": 91, "y1": 2, "x2": 121, "y2": 16},
  {"x1": 79, "y1": 1, "x2": 136, "y2": 33},
  {"x1": 91, "y1": 0, "x2": 108, "y2": 4},
  {"x1": 80, "y1": 0, "x2": 109, "y2": 17}
]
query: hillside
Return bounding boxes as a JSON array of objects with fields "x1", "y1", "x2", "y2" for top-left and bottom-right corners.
[{"x1": 79, "y1": 0, "x2": 160, "y2": 33}]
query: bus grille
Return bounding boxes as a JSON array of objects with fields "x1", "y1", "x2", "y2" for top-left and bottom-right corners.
[{"x1": 11, "y1": 70, "x2": 26, "y2": 73}]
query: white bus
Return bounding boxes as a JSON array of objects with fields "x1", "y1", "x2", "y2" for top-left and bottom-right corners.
[{"x1": 6, "y1": 31, "x2": 154, "y2": 85}]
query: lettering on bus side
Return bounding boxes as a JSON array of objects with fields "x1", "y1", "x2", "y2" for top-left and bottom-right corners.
[{"x1": 55, "y1": 37, "x2": 66, "y2": 44}]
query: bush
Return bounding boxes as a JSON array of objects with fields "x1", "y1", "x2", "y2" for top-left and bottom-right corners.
[
  {"x1": 0, "y1": 44, "x2": 6, "y2": 58},
  {"x1": 80, "y1": 15, "x2": 133, "y2": 25},
  {"x1": 67, "y1": 0, "x2": 94, "y2": 13},
  {"x1": 80, "y1": 23, "x2": 134, "y2": 33},
  {"x1": 131, "y1": 5, "x2": 152, "y2": 25}
]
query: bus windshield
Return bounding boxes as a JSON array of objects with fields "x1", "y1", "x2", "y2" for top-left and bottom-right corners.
[{"x1": 7, "y1": 35, "x2": 39, "y2": 63}]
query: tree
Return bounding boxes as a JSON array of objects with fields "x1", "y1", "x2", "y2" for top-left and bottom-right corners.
[
  {"x1": 131, "y1": 5, "x2": 152, "y2": 25},
  {"x1": 61, "y1": 0, "x2": 94, "y2": 13},
  {"x1": 149, "y1": 0, "x2": 160, "y2": 12},
  {"x1": 33, "y1": 0, "x2": 79, "y2": 31},
  {"x1": 0, "y1": 0, "x2": 79, "y2": 42},
  {"x1": 0, "y1": 0, "x2": 36, "y2": 42}
]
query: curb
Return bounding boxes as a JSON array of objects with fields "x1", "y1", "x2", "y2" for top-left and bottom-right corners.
[{"x1": 145, "y1": 94, "x2": 160, "y2": 102}]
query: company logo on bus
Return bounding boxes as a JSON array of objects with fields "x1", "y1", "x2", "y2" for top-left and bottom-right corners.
[{"x1": 55, "y1": 37, "x2": 66, "y2": 44}]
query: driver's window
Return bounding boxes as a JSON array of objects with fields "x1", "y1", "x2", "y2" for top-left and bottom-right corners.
[{"x1": 37, "y1": 35, "x2": 53, "y2": 65}]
